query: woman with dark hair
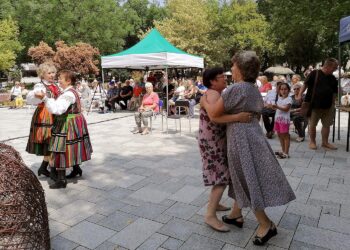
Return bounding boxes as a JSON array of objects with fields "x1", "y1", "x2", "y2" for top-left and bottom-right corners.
[
  {"x1": 202, "y1": 51, "x2": 295, "y2": 245},
  {"x1": 35, "y1": 70, "x2": 93, "y2": 189},
  {"x1": 199, "y1": 67, "x2": 252, "y2": 232}
]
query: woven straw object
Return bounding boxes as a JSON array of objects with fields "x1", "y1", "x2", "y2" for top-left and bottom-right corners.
[{"x1": 0, "y1": 143, "x2": 50, "y2": 249}]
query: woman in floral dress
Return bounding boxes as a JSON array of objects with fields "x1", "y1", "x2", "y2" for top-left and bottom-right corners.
[
  {"x1": 202, "y1": 51, "x2": 295, "y2": 245},
  {"x1": 198, "y1": 67, "x2": 252, "y2": 232}
]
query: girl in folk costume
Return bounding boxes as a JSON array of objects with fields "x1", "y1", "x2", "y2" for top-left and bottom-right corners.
[
  {"x1": 35, "y1": 70, "x2": 92, "y2": 189},
  {"x1": 26, "y1": 63, "x2": 60, "y2": 178}
]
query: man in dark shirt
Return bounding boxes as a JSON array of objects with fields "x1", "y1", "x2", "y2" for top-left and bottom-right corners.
[
  {"x1": 299, "y1": 58, "x2": 338, "y2": 150},
  {"x1": 105, "y1": 83, "x2": 119, "y2": 112},
  {"x1": 119, "y1": 80, "x2": 133, "y2": 110}
]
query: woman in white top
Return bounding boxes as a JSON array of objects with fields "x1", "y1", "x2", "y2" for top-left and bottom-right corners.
[
  {"x1": 10, "y1": 81, "x2": 22, "y2": 100},
  {"x1": 35, "y1": 70, "x2": 92, "y2": 189},
  {"x1": 26, "y1": 63, "x2": 61, "y2": 178}
]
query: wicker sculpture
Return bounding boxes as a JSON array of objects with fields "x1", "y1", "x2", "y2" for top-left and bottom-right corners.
[{"x1": 0, "y1": 143, "x2": 50, "y2": 249}]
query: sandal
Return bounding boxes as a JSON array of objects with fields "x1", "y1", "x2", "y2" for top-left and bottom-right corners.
[
  {"x1": 252, "y1": 223, "x2": 277, "y2": 246},
  {"x1": 277, "y1": 153, "x2": 289, "y2": 159},
  {"x1": 274, "y1": 151, "x2": 283, "y2": 156},
  {"x1": 222, "y1": 215, "x2": 244, "y2": 228},
  {"x1": 321, "y1": 143, "x2": 338, "y2": 150}
]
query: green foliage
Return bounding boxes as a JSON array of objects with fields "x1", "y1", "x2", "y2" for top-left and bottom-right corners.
[
  {"x1": 122, "y1": 0, "x2": 166, "y2": 48},
  {"x1": 0, "y1": 0, "x2": 15, "y2": 19},
  {"x1": 155, "y1": 0, "x2": 270, "y2": 67},
  {"x1": 155, "y1": 0, "x2": 215, "y2": 65},
  {"x1": 213, "y1": 0, "x2": 272, "y2": 67},
  {"x1": 11, "y1": 0, "x2": 127, "y2": 61},
  {"x1": 258, "y1": 0, "x2": 350, "y2": 70},
  {"x1": 0, "y1": 18, "x2": 22, "y2": 71}
]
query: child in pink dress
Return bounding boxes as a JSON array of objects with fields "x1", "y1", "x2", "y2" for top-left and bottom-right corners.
[{"x1": 273, "y1": 82, "x2": 292, "y2": 158}]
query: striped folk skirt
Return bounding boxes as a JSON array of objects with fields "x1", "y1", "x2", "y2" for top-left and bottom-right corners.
[
  {"x1": 26, "y1": 104, "x2": 54, "y2": 156},
  {"x1": 50, "y1": 113, "x2": 93, "y2": 169}
]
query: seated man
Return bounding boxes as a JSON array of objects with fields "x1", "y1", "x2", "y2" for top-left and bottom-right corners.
[
  {"x1": 290, "y1": 83, "x2": 308, "y2": 142},
  {"x1": 105, "y1": 82, "x2": 119, "y2": 112},
  {"x1": 119, "y1": 80, "x2": 133, "y2": 110}
]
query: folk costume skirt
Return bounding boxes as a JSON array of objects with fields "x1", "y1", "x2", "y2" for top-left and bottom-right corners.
[
  {"x1": 50, "y1": 113, "x2": 92, "y2": 169},
  {"x1": 26, "y1": 104, "x2": 54, "y2": 156}
]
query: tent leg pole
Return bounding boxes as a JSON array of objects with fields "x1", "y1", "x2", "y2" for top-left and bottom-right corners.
[
  {"x1": 102, "y1": 68, "x2": 105, "y2": 85},
  {"x1": 338, "y1": 43, "x2": 341, "y2": 140},
  {"x1": 165, "y1": 66, "x2": 169, "y2": 133}
]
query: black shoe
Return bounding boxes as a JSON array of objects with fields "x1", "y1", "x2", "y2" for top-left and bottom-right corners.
[
  {"x1": 50, "y1": 170, "x2": 67, "y2": 189},
  {"x1": 222, "y1": 215, "x2": 244, "y2": 228},
  {"x1": 266, "y1": 131, "x2": 273, "y2": 139},
  {"x1": 38, "y1": 161, "x2": 50, "y2": 177},
  {"x1": 66, "y1": 165, "x2": 82, "y2": 179},
  {"x1": 252, "y1": 223, "x2": 277, "y2": 246},
  {"x1": 50, "y1": 167, "x2": 58, "y2": 181}
]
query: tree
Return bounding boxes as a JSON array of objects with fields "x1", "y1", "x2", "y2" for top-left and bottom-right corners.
[
  {"x1": 28, "y1": 41, "x2": 100, "y2": 75},
  {"x1": 155, "y1": 0, "x2": 215, "y2": 65},
  {"x1": 0, "y1": 0, "x2": 15, "y2": 19},
  {"x1": 122, "y1": 0, "x2": 166, "y2": 48},
  {"x1": 0, "y1": 18, "x2": 22, "y2": 72},
  {"x1": 27, "y1": 41, "x2": 55, "y2": 65},
  {"x1": 258, "y1": 0, "x2": 350, "y2": 71},
  {"x1": 155, "y1": 0, "x2": 270, "y2": 67},
  {"x1": 213, "y1": 0, "x2": 273, "y2": 68},
  {"x1": 11, "y1": 0, "x2": 127, "y2": 61}
]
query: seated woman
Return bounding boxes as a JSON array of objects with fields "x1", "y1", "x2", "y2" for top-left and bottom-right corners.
[
  {"x1": 10, "y1": 81, "x2": 23, "y2": 108},
  {"x1": 290, "y1": 83, "x2": 308, "y2": 142},
  {"x1": 133, "y1": 82, "x2": 159, "y2": 135},
  {"x1": 184, "y1": 80, "x2": 197, "y2": 118}
]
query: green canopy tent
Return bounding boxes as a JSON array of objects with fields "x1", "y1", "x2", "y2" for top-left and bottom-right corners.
[
  {"x1": 101, "y1": 28, "x2": 204, "y2": 70},
  {"x1": 101, "y1": 28, "x2": 204, "y2": 120}
]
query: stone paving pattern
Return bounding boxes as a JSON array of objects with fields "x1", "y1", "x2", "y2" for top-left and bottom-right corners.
[{"x1": 1, "y1": 107, "x2": 350, "y2": 250}]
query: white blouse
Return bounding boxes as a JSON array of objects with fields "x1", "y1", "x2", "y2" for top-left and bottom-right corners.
[
  {"x1": 11, "y1": 86, "x2": 22, "y2": 96},
  {"x1": 27, "y1": 81, "x2": 54, "y2": 105},
  {"x1": 43, "y1": 86, "x2": 76, "y2": 115}
]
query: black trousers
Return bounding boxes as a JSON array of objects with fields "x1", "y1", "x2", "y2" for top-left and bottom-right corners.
[
  {"x1": 262, "y1": 108, "x2": 275, "y2": 133},
  {"x1": 291, "y1": 114, "x2": 308, "y2": 138},
  {"x1": 105, "y1": 97, "x2": 119, "y2": 111},
  {"x1": 119, "y1": 97, "x2": 131, "y2": 110}
]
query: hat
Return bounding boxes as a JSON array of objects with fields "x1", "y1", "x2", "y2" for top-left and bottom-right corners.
[{"x1": 293, "y1": 83, "x2": 302, "y2": 89}]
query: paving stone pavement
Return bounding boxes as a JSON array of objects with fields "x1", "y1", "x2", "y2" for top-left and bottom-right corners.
[{"x1": 1, "y1": 107, "x2": 350, "y2": 250}]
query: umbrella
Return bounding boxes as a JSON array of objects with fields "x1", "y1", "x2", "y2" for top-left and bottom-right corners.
[
  {"x1": 264, "y1": 66, "x2": 295, "y2": 75},
  {"x1": 224, "y1": 71, "x2": 232, "y2": 75}
]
